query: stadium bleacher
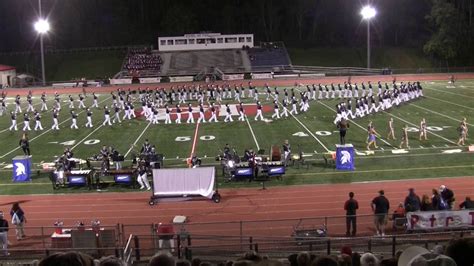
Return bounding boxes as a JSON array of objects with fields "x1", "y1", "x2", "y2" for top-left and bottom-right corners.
[
  {"x1": 248, "y1": 42, "x2": 292, "y2": 70},
  {"x1": 122, "y1": 47, "x2": 163, "y2": 73}
]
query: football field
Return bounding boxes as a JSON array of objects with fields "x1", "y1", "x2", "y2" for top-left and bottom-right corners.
[{"x1": 0, "y1": 79, "x2": 472, "y2": 194}]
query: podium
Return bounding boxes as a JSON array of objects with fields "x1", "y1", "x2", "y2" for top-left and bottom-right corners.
[
  {"x1": 12, "y1": 156, "x2": 32, "y2": 182},
  {"x1": 335, "y1": 144, "x2": 355, "y2": 171}
]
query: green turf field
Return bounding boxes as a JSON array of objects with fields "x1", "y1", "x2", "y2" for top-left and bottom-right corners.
[{"x1": 0, "y1": 80, "x2": 472, "y2": 195}]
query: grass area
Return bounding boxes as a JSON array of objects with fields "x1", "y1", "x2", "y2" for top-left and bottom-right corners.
[
  {"x1": 0, "y1": 80, "x2": 472, "y2": 195},
  {"x1": 288, "y1": 47, "x2": 434, "y2": 69},
  {"x1": 0, "y1": 50, "x2": 125, "y2": 81}
]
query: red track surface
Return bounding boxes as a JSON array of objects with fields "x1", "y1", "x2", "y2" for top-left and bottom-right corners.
[{"x1": 1, "y1": 73, "x2": 473, "y2": 249}]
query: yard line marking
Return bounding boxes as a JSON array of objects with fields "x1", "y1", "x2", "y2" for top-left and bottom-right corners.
[
  {"x1": 124, "y1": 121, "x2": 152, "y2": 158},
  {"x1": 411, "y1": 104, "x2": 472, "y2": 125},
  {"x1": 318, "y1": 101, "x2": 394, "y2": 147},
  {"x1": 425, "y1": 96, "x2": 474, "y2": 111},
  {"x1": 0, "y1": 96, "x2": 112, "y2": 159},
  {"x1": 189, "y1": 121, "x2": 201, "y2": 158},
  {"x1": 426, "y1": 87, "x2": 474, "y2": 99},
  {"x1": 384, "y1": 111, "x2": 457, "y2": 145},
  {"x1": 70, "y1": 125, "x2": 104, "y2": 150},
  {"x1": 245, "y1": 117, "x2": 260, "y2": 151}
]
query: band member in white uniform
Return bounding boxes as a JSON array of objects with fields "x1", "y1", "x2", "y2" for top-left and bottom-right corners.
[
  {"x1": 9, "y1": 112, "x2": 17, "y2": 131},
  {"x1": 186, "y1": 104, "x2": 195, "y2": 124},
  {"x1": 281, "y1": 99, "x2": 289, "y2": 118},
  {"x1": 224, "y1": 104, "x2": 233, "y2": 122},
  {"x1": 78, "y1": 94, "x2": 86, "y2": 109},
  {"x1": 209, "y1": 104, "x2": 218, "y2": 123},
  {"x1": 51, "y1": 109, "x2": 60, "y2": 130},
  {"x1": 197, "y1": 104, "x2": 206, "y2": 123},
  {"x1": 102, "y1": 106, "x2": 112, "y2": 126},
  {"x1": 68, "y1": 95, "x2": 75, "y2": 109},
  {"x1": 22, "y1": 113, "x2": 31, "y2": 131},
  {"x1": 254, "y1": 101, "x2": 264, "y2": 121},
  {"x1": 70, "y1": 111, "x2": 78, "y2": 129},
  {"x1": 271, "y1": 101, "x2": 280, "y2": 120},
  {"x1": 40, "y1": 93, "x2": 48, "y2": 111},
  {"x1": 85, "y1": 108, "x2": 93, "y2": 128},
  {"x1": 238, "y1": 102, "x2": 246, "y2": 121},
  {"x1": 92, "y1": 93, "x2": 99, "y2": 108},
  {"x1": 164, "y1": 105, "x2": 171, "y2": 124},
  {"x1": 14, "y1": 96, "x2": 22, "y2": 113},
  {"x1": 175, "y1": 105, "x2": 182, "y2": 124},
  {"x1": 34, "y1": 111, "x2": 43, "y2": 131}
]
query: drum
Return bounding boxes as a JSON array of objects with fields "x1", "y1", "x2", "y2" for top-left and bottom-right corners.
[{"x1": 271, "y1": 145, "x2": 281, "y2": 161}]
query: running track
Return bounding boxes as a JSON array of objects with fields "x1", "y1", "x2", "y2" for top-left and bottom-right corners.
[{"x1": 0, "y1": 73, "x2": 473, "y2": 250}]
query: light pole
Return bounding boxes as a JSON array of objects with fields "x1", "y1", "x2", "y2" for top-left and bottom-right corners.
[
  {"x1": 360, "y1": 5, "x2": 376, "y2": 69},
  {"x1": 34, "y1": 0, "x2": 50, "y2": 86}
]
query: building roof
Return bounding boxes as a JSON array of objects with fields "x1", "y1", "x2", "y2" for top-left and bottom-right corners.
[{"x1": 0, "y1": 64, "x2": 16, "y2": 71}]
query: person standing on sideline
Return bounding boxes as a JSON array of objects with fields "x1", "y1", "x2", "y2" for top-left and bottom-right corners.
[
  {"x1": 371, "y1": 190, "x2": 390, "y2": 236},
  {"x1": 404, "y1": 188, "x2": 421, "y2": 212},
  {"x1": 10, "y1": 202, "x2": 26, "y2": 240},
  {"x1": 344, "y1": 192, "x2": 359, "y2": 237},
  {"x1": 19, "y1": 133, "x2": 30, "y2": 156},
  {"x1": 337, "y1": 118, "x2": 349, "y2": 145},
  {"x1": 0, "y1": 211, "x2": 9, "y2": 256}
]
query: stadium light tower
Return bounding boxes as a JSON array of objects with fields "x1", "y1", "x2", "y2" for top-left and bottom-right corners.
[
  {"x1": 360, "y1": 5, "x2": 376, "y2": 69},
  {"x1": 34, "y1": 0, "x2": 50, "y2": 86}
]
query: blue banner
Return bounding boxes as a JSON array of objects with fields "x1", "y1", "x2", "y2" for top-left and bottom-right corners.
[
  {"x1": 336, "y1": 144, "x2": 355, "y2": 171},
  {"x1": 12, "y1": 156, "x2": 32, "y2": 182}
]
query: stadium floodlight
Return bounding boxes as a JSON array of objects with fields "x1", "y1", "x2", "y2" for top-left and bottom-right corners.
[
  {"x1": 360, "y1": 6, "x2": 376, "y2": 20},
  {"x1": 34, "y1": 18, "x2": 49, "y2": 86},
  {"x1": 360, "y1": 5, "x2": 376, "y2": 69},
  {"x1": 34, "y1": 19, "x2": 50, "y2": 34}
]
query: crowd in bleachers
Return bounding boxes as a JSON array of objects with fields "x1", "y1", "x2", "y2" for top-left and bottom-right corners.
[
  {"x1": 28, "y1": 237, "x2": 474, "y2": 265},
  {"x1": 123, "y1": 47, "x2": 163, "y2": 71},
  {"x1": 247, "y1": 43, "x2": 291, "y2": 67}
]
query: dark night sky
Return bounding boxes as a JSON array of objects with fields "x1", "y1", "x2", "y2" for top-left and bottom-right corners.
[{"x1": 0, "y1": 0, "x2": 472, "y2": 63}]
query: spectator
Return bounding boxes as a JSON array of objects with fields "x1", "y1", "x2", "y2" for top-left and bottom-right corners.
[
  {"x1": 344, "y1": 191, "x2": 359, "y2": 237},
  {"x1": 360, "y1": 253, "x2": 379, "y2": 266},
  {"x1": 296, "y1": 252, "x2": 312, "y2": 266},
  {"x1": 431, "y1": 189, "x2": 441, "y2": 210},
  {"x1": 10, "y1": 202, "x2": 26, "y2": 240},
  {"x1": 0, "y1": 211, "x2": 9, "y2": 256},
  {"x1": 98, "y1": 256, "x2": 126, "y2": 266},
  {"x1": 445, "y1": 238, "x2": 474, "y2": 266},
  {"x1": 404, "y1": 188, "x2": 421, "y2": 212},
  {"x1": 398, "y1": 246, "x2": 456, "y2": 266},
  {"x1": 439, "y1": 185, "x2": 455, "y2": 210},
  {"x1": 39, "y1": 251, "x2": 96, "y2": 266},
  {"x1": 352, "y1": 252, "x2": 362, "y2": 266},
  {"x1": 313, "y1": 256, "x2": 338, "y2": 266},
  {"x1": 149, "y1": 251, "x2": 175, "y2": 266},
  {"x1": 420, "y1": 194, "x2": 434, "y2": 211},
  {"x1": 391, "y1": 203, "x2": 406, "y2": 230},
  {"x1": 371, "y1": 190, "x2": 390, "y2": 236},
  {"x1": 379, "y1": 258, "x2": 397, "y2": 266},
  {"x1": 459, "y1": 196, "x2": 474, "y2": 209}
]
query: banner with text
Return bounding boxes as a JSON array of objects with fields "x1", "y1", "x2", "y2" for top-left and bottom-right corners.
[
  {"x1": 138, "y1": 77, "x2": 161, "y2": 84},
  {"x1": 251, "y1": 73, "x2": 273, "y2": 80},
  {"x1": 222, "y1": 74, "x2": 244, "y2": 81},
  {"x1": 407, "y1": 210, "x2": 474, "y2": 231},
  {"x1": 110, "y1": 78, "x2": 132, "y2": 85}
]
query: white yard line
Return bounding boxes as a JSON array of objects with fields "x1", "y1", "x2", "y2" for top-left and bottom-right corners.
[
  {"x1": 384, "y1": 112, "x2": 457, "y2": 145},
  {"x1": 124, "y1": 121, "x2": 152, "y2": 158},
  {"x1": 0, "y1": 96, "x2": 112, "y2": 159},
  {"x1": 245, "y1": 117, "x2": 260, "y2": 151},
  {"x1": 287, "y1": 111, "x2": 330, "y2": 152},
  {"x1": 411, "y1": 104, "x2": 471, "y2": 125},
  {"x1": 425, "y1": 95, "x2": 474, "y2": 111},
  {"x1": 318, "y1": 101, "x2": 394, "y2": 147},
  {"x1": 189, "y1": 121, "x2": 201, "y2": 157},
  {"x1": 70, "y1": 125, "x2": 104, "y2": 150},
  {"x1": 425, "y1": 87, "x2": 474, "y2": 99}
]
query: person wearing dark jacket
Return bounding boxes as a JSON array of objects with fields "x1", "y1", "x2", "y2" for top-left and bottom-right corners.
[
  {"x1": 440, "y1": 185, "x2": 455, "y2": 210},
  {"x1": 19, "y1": 133, "x2": 30, "y2": 156},
  {"x1": 0, "y1": 211, "x2": 9, "y2": 256},
  {"x1": 344, "y1": 192, "x2": 359, "y2": 237},
  {"x1": 420, "y1": 194, "x2": 434, "y2": 211},
  {"x1": 404, "y1": 188, "x2": 421, "y2": 212}
]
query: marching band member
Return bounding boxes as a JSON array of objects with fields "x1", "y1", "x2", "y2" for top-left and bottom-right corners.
[
  {"x1": 151, "y1": 107, "x2": 159, "y2": 124},
  {"x1": 254, "y1": 101, "x2": 264, "y2": 121},
  {"x1": 70, "y1": 110, "x2": 78, "y2": 129},
  {"x1": 112, "y1": 104, "x2": 121, "y2": 124},
  {"x1": 281, "y1": 99, "x2": 289, "y2": 118},
  {"x1": 224, "y1": 104, "x2": 233, "y2": 123},
  {"x1": 209, "y1": 103, "x2": 218, "y2": 123},
  {"x1": 40, "y1": 92, "x2": 48, "y2": 111},
  {"x1": 85, "y1": 108, "x2": 93, "y2": 128},
  {"x1": 102, "y1": 106, "x2": 112, "y2": 126},
  {"x1": 22, "y1": 113, "x2": 31, "y2": 131},
  {"x1": 54, "y1": 93, "x2": 61, "y2": 111},
  {"x1": 197, "y1": 104, "x2": 206, "y2": 123},
  {"x1": 290, "y1": 96, "x2": 298, "y2": 115},
  {"x1": 26, "y1": 95, "x2": 34, "y2": 112},
  {"x1": 34, "y1": 111, "x2": 43, "y2": 131},
  {"x1": 78, "y1": 94, "x2": 86, "y2": 109},
  {"x1": 367, "y1": 122, "x2": 380, "y2": 151},
  {"x1": 15, "y1": 95, "x2": 22, "y2": 113},
  {"x1": 186, "y1": 104, "x2": 195, "y2": 124},
  {"x1": 271, "y1": 100, "x2": 280, "y2": 120},
  {"x1": 164, "y1": 105, "x2": 171, "y2": 124},
  {"x1": 238, "y1": 102, "x2": 246, "y2": 121},
  {"x1": 92, "y1": 92, "x2": 99, "y2": 108},
  {"x1": 175, "y1": 104, "x2": 182, "y2": 124},
  {"x1": 136, "y1": 162, "x2": 151, "y2": 190},
  {"x1": 9, "y1": 111, "x2": 17, "y2": 131},
  {"x1": 68, "y1": 95, "x2": 75, "y2": 109},
  {"x1": 51, "y1": 108, "x2": 60, "y2": 130}
]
